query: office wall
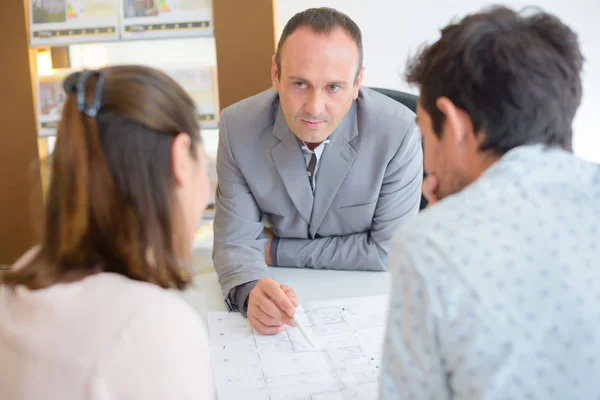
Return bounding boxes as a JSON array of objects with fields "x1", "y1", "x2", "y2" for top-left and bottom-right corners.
[
  {"x1": 0, "y1": 2, "x2": 45, "y2": 263},
  {"x1": 214, "y1": 0, "x2": 277, "y2": 110},
  {"x1": 276, "y1": 0, "x2": 600, "y2": 163}
]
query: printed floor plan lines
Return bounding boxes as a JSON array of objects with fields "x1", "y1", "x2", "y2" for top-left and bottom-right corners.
[{"x1": 208, "y1": 295, "x2": 389, "y2": 400}]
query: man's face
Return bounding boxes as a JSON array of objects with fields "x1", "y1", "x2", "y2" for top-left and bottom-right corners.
[
  {"x1": 272, "y1": 27, "x2": 363, "y2": 145},
  {"x1": 416, "y1": 100, "x2": 474, "y2": 200}
]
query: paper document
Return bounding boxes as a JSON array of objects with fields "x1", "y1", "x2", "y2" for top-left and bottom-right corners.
[{"x1": 207, "y1": 295, "x2": 388, "y2": 399}]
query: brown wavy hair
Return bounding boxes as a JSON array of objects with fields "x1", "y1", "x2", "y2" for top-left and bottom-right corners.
[{"x1": 2, "y1": 65, "x2": 202, "y2": 290}]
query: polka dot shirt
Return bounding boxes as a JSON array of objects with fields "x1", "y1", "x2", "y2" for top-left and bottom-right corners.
[{"x1": 381, "y1": 144, "x2": 600, "y2": 400}]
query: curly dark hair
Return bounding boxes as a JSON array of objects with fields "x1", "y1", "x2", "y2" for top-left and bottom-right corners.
[{"x1": 406, "y1": 6, "x2": 584, "y2": 154}]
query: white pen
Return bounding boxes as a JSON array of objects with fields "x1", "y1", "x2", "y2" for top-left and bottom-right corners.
[{"x1": 292, "y1": 311, "x2": 317, "y2": 348}]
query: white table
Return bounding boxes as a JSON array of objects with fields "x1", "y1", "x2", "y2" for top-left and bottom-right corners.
[{"x1": 180, "y1": 267, "x2": 391, "y2": 319}]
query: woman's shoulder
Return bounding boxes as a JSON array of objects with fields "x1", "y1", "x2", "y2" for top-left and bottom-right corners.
[
  {"x1": 83, "y1": 272, "x2": 201, "y2": 325},
  {"x1": 7, "y1": 246, "x2": 201, "y2": 333},
  {"x1": 90, "y1": 274, "x2": 215, "y2": 399}
]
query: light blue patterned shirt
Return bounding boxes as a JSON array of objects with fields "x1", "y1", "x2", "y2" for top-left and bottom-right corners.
[{"x1": 381, "y1": 144, "x2": 600, "y2": 400}]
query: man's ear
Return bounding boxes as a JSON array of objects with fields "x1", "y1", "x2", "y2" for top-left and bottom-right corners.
[
  {"x1": 436, "y1": 97, "x2": 473, "y2": 145},
  {"x1": 353, "y1": 67, "x2": 365, "y2": 100},
  {"x1": 271, "y1": 55, "x2": 280, "y2": 92},
  {"x1": 171, "y1": 133, "x2": 191, "y2": 186}
]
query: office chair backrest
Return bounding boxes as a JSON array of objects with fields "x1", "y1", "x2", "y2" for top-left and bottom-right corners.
[
  {"x1": 369, "y1": 87, "x2": 417, "y2": 113},
  {"x1": 368, "y1": 87, "x2": 428, "y2": 211}
]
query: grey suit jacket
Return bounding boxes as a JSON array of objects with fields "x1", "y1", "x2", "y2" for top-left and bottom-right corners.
[{"x1": 213, "y1": 87, "x2": 423, "y2": 310}]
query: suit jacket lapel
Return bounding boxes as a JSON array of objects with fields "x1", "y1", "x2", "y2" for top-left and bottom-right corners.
[
  {"x1": 309, "y1": 102, "x2": 358, "y2": 238},
  {"x1": 270, "y1": 105, "x2": 314, "y2": 224}
]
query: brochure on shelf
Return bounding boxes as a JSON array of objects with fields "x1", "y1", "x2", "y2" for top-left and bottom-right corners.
[
  {"x1": 120, "y1": 0, "x2": 213, "y2": 40},
  {"x1": 30, "y1": 0, "x2": 119, "y2": 46},
  {"x1": 35, "y1": 66, "x2": 219, "y2": 136},
  {"x1": 163, "y1": 65, "x2": 219, "y2": 128},
  {"x1": 36, "y1": 69, "x2": 72, "y2": 137}
]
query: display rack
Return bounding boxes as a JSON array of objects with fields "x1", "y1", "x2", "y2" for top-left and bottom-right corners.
[
  {"x1": 29, "y1": 0, "x2": 220, "y2": 211},
  {"x1": 29, "y1": 0, "x2": 219, "y2": 138}
]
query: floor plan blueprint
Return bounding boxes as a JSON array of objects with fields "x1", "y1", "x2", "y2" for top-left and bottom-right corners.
[{"x1": 207, "y1": 295, "x2": 389, "y2": 400}]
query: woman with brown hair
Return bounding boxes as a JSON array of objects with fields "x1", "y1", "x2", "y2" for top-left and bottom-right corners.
[{"x1": 0, "y1": 66, "x2": 214, "y2": 399}]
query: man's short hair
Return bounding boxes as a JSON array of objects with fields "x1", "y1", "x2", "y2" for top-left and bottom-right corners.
[
  {"x1": 275, "y1": 7, "x2": 363, "y2": 83},
  {"x1": 406, "y1": 6, "x2": 584, "y2": 154}
]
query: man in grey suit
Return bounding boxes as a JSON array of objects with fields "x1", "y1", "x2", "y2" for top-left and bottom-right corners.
[{"x1": 213, "y1": 7, "x2": 423, "y2": 334}]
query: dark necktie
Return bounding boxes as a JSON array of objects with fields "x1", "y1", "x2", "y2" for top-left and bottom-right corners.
[{"x1": 307, "y1": 152, "x2": 317, "y2": 191}]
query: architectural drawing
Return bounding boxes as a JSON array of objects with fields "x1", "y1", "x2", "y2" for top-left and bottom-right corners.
[{"x1": 208, "y1": 295, "x2": 388, "y2": 400}]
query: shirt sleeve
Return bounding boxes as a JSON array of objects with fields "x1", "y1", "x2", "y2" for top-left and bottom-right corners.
[
  {"x1": 380, "y1": 234, "x2": 449, "y2": 400},
  {"x1": 90, "y1": 294, "x2": 216, "y2": 400},
  {"x1": 227, "y1": 280, "x2": 259, "y2": 317}
]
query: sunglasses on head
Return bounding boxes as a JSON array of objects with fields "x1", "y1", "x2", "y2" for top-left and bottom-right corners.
[{"x1": 63, "y1": 69, "x2": 105, "y2": 118}]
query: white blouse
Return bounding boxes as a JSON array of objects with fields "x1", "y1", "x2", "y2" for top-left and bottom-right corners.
[{"x1": 0, "y1": 249, "x2": 215, "y2": 400}]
